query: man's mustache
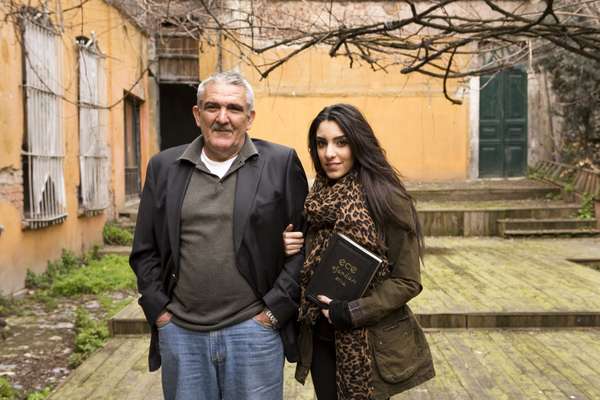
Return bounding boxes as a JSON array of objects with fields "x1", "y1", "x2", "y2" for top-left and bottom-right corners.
[{"x1": 211, "y1": 123, "x2": 233, "y2": 132}]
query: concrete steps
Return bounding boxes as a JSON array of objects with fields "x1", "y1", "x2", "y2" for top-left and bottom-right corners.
[
  {"x1": 502, "y1": 228, "x2": 600, "y2": 238},
  {"x1": 114, "y1": 180, "x2": 593, "y2": 238},
  {"x1": 497, "y1": 217, "x2": 600, "y2": 238},
  {"x1": 409, "y1": 179, "x2": 599, "y2": 237},
  {"x1": 109, "y1": 301, "x2": 600, "y2": 334},
  {"x1": 498, "y1": 217, "x2": 600, "y2": 238},
  {"x1": 498, "y1": 217, "x2": 596, "y2": 232},
  {"x1": 417, "y1": 200, "x2": 580, "y2": 236},
  {"x1": 408, "y1": 179, "x2": 561, "y2": 202},
  {"x1": 118, "y1": 200, "x2": 139, "y2": 224},
  {"x1": 98, "y1": 245, "x2": 131, "y2": 257},
  {"x1": 115, "y1": 218, "x2": 135, "y2": 232}
]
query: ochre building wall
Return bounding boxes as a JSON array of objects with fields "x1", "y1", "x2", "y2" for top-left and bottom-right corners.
[
  {"x1": 0, "y1": 0, "x2": 157, "y2": 294},
  {"x1": 199, "y1": 43, "x2": 470, "y2": 181}
]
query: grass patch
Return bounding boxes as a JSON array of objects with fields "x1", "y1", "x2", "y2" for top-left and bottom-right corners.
[
  {"x1": 51, "y1": 255, "x2": 136, "y2": 297},
  {"x1": 68, "y1": 308, "x2": 109, "y2": 368},
  {"x1": 3, "y1": 251, "x2": 137, "y2": 396},
  {"x1": 577, "y1": 193, "x2": 595, "y2": 219},
  {"x1": 25, "y1": 388, "x2": 51, "y2": 400},
  {"x1": 0, "y1": 295, "x2": 17, "y2": 317},
  {"x1": 0, "y1": 377, "x2": 17, "y2": 400},
  {"x1": 103, "y1": 223, "x2": 133, "y2": 246},
  {"x1": 24, "y1": 250, "x2": 135, "y2": 298},
  {"x1": 25, "y1": 250, "x2": 81, "y2": 290}
]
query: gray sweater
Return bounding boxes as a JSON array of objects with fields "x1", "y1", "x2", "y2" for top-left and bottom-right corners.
[{"x1": 167, "y1": 137, "x2": 263, "y2": 331}]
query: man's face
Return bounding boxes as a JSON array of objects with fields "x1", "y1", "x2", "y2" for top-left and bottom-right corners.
[{"x1": 192, "y1": 82, "x2": 255, "y2": 161}]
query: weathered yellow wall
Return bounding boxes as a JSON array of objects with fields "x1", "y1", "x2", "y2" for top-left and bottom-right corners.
[
  {"x1": 199, "y1": 40, "x2": 470, "y2": 181},
  {"x1": 0, "y1": 0, "x2": 157, "y2": 294}
]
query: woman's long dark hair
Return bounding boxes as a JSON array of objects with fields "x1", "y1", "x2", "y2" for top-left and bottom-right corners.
[{"x1": 308, "y1": 103, "x2": 424, "y2": 255}]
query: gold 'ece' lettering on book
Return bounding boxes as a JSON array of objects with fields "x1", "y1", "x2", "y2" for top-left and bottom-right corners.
[{"x1": 331, "y1": 258, "x2": 358, "y2": 287}]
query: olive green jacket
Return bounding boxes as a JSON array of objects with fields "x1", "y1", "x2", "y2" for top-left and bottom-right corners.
[{"x1": 295, "y1": 197, "x2": 435, "y2": 399}]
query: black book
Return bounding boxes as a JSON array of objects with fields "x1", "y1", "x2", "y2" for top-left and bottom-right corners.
[{"x1": 305, "y1": 233, "x2": 383, "y2": 307}]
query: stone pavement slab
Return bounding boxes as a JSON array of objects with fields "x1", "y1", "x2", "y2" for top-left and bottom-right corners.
[
  {"x1": 412, "y1": 237, "x2": 600, "y2": 314},
  {"x1": 49, "y1": 329, "x2": 600, "y2": 399},
  {"x1": 405, "y1": 179, "x2": 558, "y2": 192},
  {"x1": 111, "y1": 237, "x2": 600, "y2": 331},
  {"x1": 48, "y1": 336, "x2": 314, "y2": 400}
]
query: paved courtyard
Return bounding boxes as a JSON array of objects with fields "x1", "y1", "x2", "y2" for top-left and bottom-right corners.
[{"x1": 49, "y1": 237, "x2": 600, "y2": 399}]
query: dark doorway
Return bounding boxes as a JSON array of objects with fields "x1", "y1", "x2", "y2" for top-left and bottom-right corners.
[
  {"x1": 159, "y1": 84, "x2": 199, "y2": 150},
  {"x1": 124, "y1": 94, "x2": 142, "y2": 199},
  {"x1": 479, "y1": 68, "x2": 528, "y2": 177}
]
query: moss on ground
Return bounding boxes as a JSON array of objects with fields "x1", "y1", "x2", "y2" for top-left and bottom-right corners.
[{"x1": 4, "y1": 252, "x2": 136, "y2": 398}]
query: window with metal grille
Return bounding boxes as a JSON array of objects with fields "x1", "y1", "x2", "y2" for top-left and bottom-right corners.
[
  {"x1": 124, "y1": 95, "x2": 142, "y2": 199},
  {"x1": 78, "y1": 41, "x2": 109, "y2": 214},
  {"x1": 21, "y1": 20, "x2": 67, "y2": 229}
]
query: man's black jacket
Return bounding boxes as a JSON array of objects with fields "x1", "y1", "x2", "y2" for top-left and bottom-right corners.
[{"x1": 129, "y1": 137, "x2": 308, "y2": 371}]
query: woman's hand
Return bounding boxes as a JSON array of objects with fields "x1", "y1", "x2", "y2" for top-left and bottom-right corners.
[
  {"x1": 318, "y1": 295, "x2": 353, "y2": 330},
  {"x1": 317, "y1": 295, "x2": 333, "y2": 321},
  {"x1": 283, "y1": 224, "x2": 304, "y2": 256}
]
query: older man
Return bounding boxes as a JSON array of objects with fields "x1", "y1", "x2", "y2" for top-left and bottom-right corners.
[{"x1": 130, "y1": 71, "x2": 308, "y2": 400}]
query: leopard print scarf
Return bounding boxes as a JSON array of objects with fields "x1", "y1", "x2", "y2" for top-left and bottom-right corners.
[{"x1": 298, "y1": 172, "x2": 391, "y2": 400}]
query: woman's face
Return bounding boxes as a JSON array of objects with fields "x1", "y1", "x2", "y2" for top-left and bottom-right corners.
[{"x1": 315, "y1": 120, "x2": 354, "y2": 180}]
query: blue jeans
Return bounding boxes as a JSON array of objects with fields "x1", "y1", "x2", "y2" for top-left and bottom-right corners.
[{"x1": 158, "y1": 317, "x2": 284, "y2": 400}]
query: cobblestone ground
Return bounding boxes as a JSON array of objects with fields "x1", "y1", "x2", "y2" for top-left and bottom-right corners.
[{"x1": 0, "y1": 291, "x2": 135, "y2": 399}]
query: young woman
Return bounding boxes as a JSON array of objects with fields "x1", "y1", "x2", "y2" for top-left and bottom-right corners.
[{"x1": 284, "y1": 104, "x2": 435, "y2": 400}]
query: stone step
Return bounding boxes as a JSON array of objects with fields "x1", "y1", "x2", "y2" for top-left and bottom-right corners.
[
  {"x1": 409, "y1": 185, "x2": 561, "y2": 202},
  {"x1": 417, "y1": 200, "x2": 580, "y2": 236},
  {"x1": 108, "y1": 300, "x2": 148, "y2": 336},
  {"x1": 48, "y1": 331, "x2": 600, "y2": 399},
  {"x1": 98, "y1": 245, "x2": 131, "y2": 257},
  {"x1": 115, "y1": 218, "x2": 136, "y2": 232},
  {"x1": 406, "y1": 179, "x2": 561, "y2": 201},
  {"x1": 110, "y1": 237, "x2": 600, "y2": 332},
  {"x1": 109, "y1": 304, "x2": 600, "y2": 334},
  {"x1": 503, "y1": 228, "x2": 600, "y2": 238},
  {"x1": 418, "y1": 311, "x2": 600, "y2": 328},
  {"x1": 118, "y1": 210, "x2": 137, "y2": 222},
  {"x1": 118, "y1": 200, "x2": 140, "y2": 222},
  {"x1": 497, "y1": 217, "x2": 597, "y2": 235}
]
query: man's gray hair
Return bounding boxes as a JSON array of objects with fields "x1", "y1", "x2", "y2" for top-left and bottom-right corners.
[{"x1": 196, "y1": 71, "x2": 255, "y2": 113}]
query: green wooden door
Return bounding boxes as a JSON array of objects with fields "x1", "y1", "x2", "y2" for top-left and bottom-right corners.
[{"x1": 479, "y1": 69, "x2": 528, "y2": 177}]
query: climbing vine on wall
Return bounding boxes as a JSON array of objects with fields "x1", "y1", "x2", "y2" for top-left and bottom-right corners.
[{"x1": 535, "y1": 35, "x2": 600, "y2": 171}]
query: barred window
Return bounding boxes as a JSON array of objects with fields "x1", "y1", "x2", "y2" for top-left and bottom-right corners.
[
  {"x1": 21, "y1": 20, "x2": 66, "y2": 229},
  {"x1": 78, "y1": 42, "x2": 109, "y2": 214}
]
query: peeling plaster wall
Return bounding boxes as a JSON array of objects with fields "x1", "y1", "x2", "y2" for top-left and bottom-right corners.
[{"x1": 0, "y1": 0, "x2": 158, "y2": 294}]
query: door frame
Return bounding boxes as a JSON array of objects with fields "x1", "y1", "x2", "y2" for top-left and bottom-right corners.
[
  {"x1": 124, "y1": 93, "x2": 142, "y2": 199},
  {"x1": 468, "y1": 68, "x2": 529, "y2": 179}
]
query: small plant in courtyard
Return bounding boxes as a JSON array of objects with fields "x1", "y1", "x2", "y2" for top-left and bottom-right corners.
[
  {"x1": 0, "y1": 376, "x2": 17, "y2": 400},
  {"x1": 578, "y1": 193, "x2": 595, "y2": 220},
  {"x1": 25, "y1": 388, "x2": 51, "y2": 400},
  {"x1": 0, "y1": 295, "x2": 16, "y2": 317},
  {"x1": 81, "y1": 245, "x2": 101, "y2": 265},
  {"x1": 0, "y1": 253, "x2": 136, "y2": 397},
  {"x1": 103, "y1": 222, "x2": 133, "y2": 246},
  {"x1": 564, "y1": 182, "x2": 575, "y2": 194},
  {"x1": 51, "y1": 255, "x2": 136, "y2": 296},
  {"x1": 68, "y1": 307, "x2": 109, "y2": 368},
  {"x1": 527, "y1": 167, "x2": 543, "y2": 180},
  {"x1": 25, "y1": 250, "x2": 81, "y2": 290}
]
